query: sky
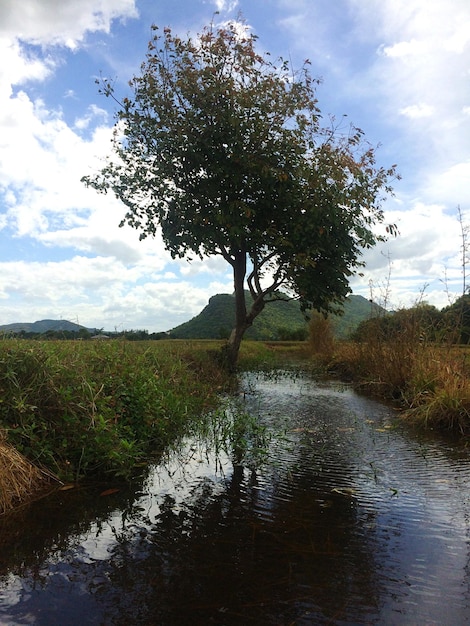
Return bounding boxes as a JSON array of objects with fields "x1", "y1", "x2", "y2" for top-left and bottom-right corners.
[{"x1": 0, "y1": 0, "x2": 469, "y2": 332}]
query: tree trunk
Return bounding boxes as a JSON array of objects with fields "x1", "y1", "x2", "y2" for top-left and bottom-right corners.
[
  {"x1": 225, "y1": 325, "x2": 246, "y2": 373},
  {"x1": 223, "y1": 249, "x2": 265, "y2": 372},
  {"x1": 224, "y1": 250, "x2": 248, "y2": 372}
]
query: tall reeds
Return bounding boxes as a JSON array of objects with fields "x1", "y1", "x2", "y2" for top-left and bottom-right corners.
[
  {"x1": 308, "y1": 312, "x2": 335, "y2": 362},
  {"x1": 319, "y1": 307, "x2": 470, "y2": 433}
]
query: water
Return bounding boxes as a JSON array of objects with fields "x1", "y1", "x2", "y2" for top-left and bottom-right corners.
[{"x1": 1, "y1": 370, "x2": 470, "y2": 625}]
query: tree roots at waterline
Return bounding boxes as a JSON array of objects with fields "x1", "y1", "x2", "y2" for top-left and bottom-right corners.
[{"x1": 0, "y1": 432, "x2": 56, "y2": 515}]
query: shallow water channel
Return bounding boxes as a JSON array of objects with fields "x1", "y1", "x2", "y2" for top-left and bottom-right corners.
[{"x1": 2, "y1": 369, "x2": 470, "y2": 625}]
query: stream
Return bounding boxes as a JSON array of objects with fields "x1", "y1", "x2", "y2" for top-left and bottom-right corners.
[{"x1": 1, "y1": 369, "x2": 470, "y2": 625}]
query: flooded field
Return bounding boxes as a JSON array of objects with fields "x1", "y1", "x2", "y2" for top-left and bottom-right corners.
[{"x1": 1, "y1": 370, "x2": 470, "y2": 625}]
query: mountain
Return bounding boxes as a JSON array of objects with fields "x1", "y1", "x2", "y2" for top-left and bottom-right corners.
[
  {"x1": 0, "y1": 294, "x2": 385, "y2": 340},
  {"x1": 169, "y1": 293, "x2": 385, "y2": 340},
  {"x1": 0, "y1": 319, "x2": 94, "y2": 334},
  {"x1": 331, "y1": 295, "x2": 384, "y2": 339},
  {"x1": 168, "y1": 293, "x2": 305, "y2": 340}
]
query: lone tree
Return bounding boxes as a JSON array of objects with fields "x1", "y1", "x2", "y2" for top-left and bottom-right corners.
[{"x1": 82, "y1": 19, "x2": 397, "y2": 371}]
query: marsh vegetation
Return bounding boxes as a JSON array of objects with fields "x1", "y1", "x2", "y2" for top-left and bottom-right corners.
[
  {"x1": 0, "y1": 339, "x2": 299, "y2": 512},
  {"x1": 309, "y1": 300, "x2": 470, "y2": 434},
  {"x1": 1, "y1": 312, "x2": 469, "y2": 517}
]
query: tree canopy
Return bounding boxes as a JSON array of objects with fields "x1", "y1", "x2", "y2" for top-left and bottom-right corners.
[{"x1": 82, "y1": 18, "x2": 398, "y2": 369}]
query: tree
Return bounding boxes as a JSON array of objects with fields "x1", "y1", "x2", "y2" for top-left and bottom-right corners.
[
  {"x1": 352, "y1": 303, "x2": 443, "y2": 343},
  {"x1": 442, "y1": 294, "x2": 470, "y2": 344},
  {"x1": 82, "y1": 18, "x2": 398, "y2": 371}
]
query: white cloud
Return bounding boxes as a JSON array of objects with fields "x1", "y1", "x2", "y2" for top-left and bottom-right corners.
[
  {"x1": 179, "y1": 256, "x2": 231, "y2": 277},
  {"x1": 0, "y1": 38, "x2": 54, "y2": 100},
  {"x1": 0, "y1": 256, "x2": 232, "y2": 331},
  {"x1": 380, "y1": 39, "x2": 427, "y2": 58},
  {"x1": 423, "y1": 161, "x2": 470, "y2": 207},
  {"x1": 0, "y1": 109, "x2": 112, "y2": 237},
  {"x1": 351, "y1": 202, "x2": 464, "y2": 309},
  {"x1": 399, "y1": 103, "x2": 435, "y2": 119},
  {"x1": 74, "y1": 104, "x2": 109, "y2": 130},
  {"x1": 0, "y1": 0, "x2": 138, "y2": 48},
  {"x1": 212, "y1": 0, "x2": 239, "y2": 12}
]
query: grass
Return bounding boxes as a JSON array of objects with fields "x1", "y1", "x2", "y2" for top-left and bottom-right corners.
[
  {"x1": 314, "y1": 324, "x2": 470, "y2": 433},
  {"x1": 400, "y1": 346, "x2": 470, "y2": 433},
  {"x1": 0, "y1": 339, "x2": 234, "y2": 484},
  {"x1": 0, "y1": 338, "x2": 304, "y2": 497}
]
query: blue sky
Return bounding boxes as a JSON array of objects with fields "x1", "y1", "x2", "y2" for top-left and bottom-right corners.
[{"x1": 0, "y1": 0, "x2": 469, "y2": 332}]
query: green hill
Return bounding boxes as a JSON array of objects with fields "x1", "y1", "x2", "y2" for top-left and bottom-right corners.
[
  {"x1": 169, "y1": 293, "x2": 304, "y2": 340},
  {"x1": 331, "y1": 295, "x2": 383, "y2": 339},
  {"x1": 0, "y1": 319, "x2": 95, "y2": 334},
  {"x1": 169, "y1": 293, "x2": 384, "y2": 340}
]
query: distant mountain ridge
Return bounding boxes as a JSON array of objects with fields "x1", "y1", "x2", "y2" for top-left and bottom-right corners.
[
  {"x1": 0, "y1": 293, "x2": 385, "y2": 339},
  {"x1": 169, "y1": 293, "x2": 385, "y2": 340},
  {"x1": 0, "y1": 319, "x2": 95, "y2": 334}
]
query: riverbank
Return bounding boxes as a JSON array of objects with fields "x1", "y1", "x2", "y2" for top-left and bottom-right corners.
[
  {"x1": 0, "y1": 340, "x2": 230, "y2": 484},
  {"x1": 0, "y1": 339, "x2": 298, "y2": 513},
  {"x1": 323, "y1": 339, "x2": 470, "y2": 434},
  {"x1": 2, "y1": 335, "x2": 466, "y2": 516}
]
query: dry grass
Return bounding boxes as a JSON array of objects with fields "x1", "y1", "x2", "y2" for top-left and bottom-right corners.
[
  {"x1": 0, "y1": 430, "x2": 55, "y2": 515},
  {"x1": 402, "y1": 347, "x2": 470, "y2": 432},
  {"x1": 308, "y1": 313, "x2": 335, "y2": 361},
  {"x1": 327, "y1": 338, "x2": 470, "y2": 432}
]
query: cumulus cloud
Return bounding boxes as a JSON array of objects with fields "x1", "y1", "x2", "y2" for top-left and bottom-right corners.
[
  {"x1": 379, "y1": 39, "x2": 428, "y2": 58},
  {"x1": 423, "y1": 161, "x2": 470, "y2": 207},
  {"x1": 74, "y1": 104, "x2": 109, "y2": 130},
  {"x1": 0, "y1": 0, "x2": 469, "y2": 330},
  {"x1": 0, "y1": 252, "x2": 233, "y2": 331},
  {"x1": 179, "y1": 255, "x2": 231, "y2": 277},
  {"x1": 0, "y1": 111, "x2": 112, "y2": 238},
  {"x1": 0, "y1": 0, "x2": 138, "y2": 47},
  {"x1": 350, "y1": 202, "x2": 464, "y2": 309},
  {"x1": 0, "y1": 38, "x2": 55, "y2": 100}
]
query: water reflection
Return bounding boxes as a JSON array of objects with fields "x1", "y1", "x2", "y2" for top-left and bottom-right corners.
[{"x1": 1, "y1": 370, "x2": 470, "y2": 624}]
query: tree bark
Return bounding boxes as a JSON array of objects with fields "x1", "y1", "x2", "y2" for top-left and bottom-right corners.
[
  {"x1": 223, "y1": 249, "x2": 247, "y2": 372},
  {"x1": 223, "y1": 249, "x2": 265, "y2": 372}
]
